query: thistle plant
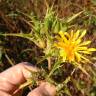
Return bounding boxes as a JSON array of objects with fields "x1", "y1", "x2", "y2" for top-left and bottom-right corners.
[{"x1": 0, "y1": 6, "x2": 96, "y2": 96}]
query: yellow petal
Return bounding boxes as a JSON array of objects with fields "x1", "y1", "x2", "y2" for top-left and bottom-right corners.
[
  {"x1": 79, "y1": 30, "x2": 86, "y2": 39},
  {"x1": 78, "y1": 51, "x2": 91, "y2": 54},
  {"x1": 77, "y1": 47, "x2": 88, "y2": 51},
  {"x1": 73, "y1": 30, "x2": 80, "y2": 40},
  {"x1": 78, "y1": 41, "x2": 91, "y2": 46},
  {"x1": 88, "y1": 48, "x2": 96, "y2": 51},
  {"x1": 59, "y1": 31, "x2": 64, "y2": 38},
  {"x1": 64, "y1": 32, "x2": 70, "y2": 39},
  {"x1": 75, "y1": 52, "x2": 81, "y2": 62},
  {"x1": 75, "y1": 39, "x2": 81, "y2": 45},
  {"x1": 58, "y1": 31, "x2": 68, "y2": 43},
  {"x1": 70, "y1": 30, "x2": 74, "y2": 38}
]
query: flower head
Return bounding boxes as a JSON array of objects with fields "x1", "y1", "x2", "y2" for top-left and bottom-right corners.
[{"x1": 55, "y1": 30, "x2": 96, "y2": 63}]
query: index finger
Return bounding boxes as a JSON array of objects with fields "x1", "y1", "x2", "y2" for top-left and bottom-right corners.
[{"x1": 0, "y1": 62, "x2": 38, "y2": 94}]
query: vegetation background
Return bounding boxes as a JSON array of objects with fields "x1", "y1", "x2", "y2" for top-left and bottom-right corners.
[{"x1": 0, "y1": 0, "x2": 96, "y2": 96}]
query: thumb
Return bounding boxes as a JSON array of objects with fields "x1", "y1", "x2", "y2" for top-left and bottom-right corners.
[{"x1": 27, "y1": 82, "x2": 56, "y2": 96}]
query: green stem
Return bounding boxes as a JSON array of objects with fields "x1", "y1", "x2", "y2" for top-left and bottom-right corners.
[
  {"x1": 56, "y1": 76, "x2": 71, "y2": 92},
  {"x1": 4, "y1": 52, "x2": 14, "y2": 66}
]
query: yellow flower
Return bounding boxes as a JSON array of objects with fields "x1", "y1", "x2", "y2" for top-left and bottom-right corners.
[{"x1": 55, "y1": 30, "x2": 96, "y2": 63}]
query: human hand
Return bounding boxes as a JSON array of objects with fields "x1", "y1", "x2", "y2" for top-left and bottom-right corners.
[{"x1": 0, "y1": 62, "x2": 56, "y2": 96}]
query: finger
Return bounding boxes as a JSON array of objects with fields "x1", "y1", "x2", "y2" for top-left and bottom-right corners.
[
  {"x1": 27, "y1": 82, "x2": 56, "y2": 96},
  {"x1": 0, "y1": 90, "x2": 11, "y2": 96},
  {"x1": 0, "y1": 62, "x2": 38, "y2": 93}
]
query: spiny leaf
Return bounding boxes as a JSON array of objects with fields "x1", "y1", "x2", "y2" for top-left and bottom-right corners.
[
  {"x1": 67, "y1": 11, "x2": 83, "y2": 23},
  {"x1": 37, "y1": 53, "x2": 52, "y2": 64},
  {"x1": 72, "y1": 61, "x2": 90, "y2": 77},
  {"x1": 47, "y1": 60, "x2": 62, "y2": 78}
]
